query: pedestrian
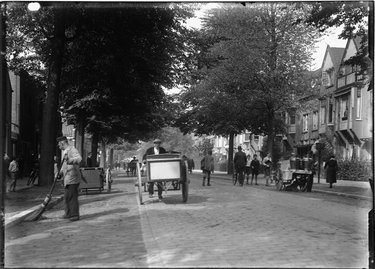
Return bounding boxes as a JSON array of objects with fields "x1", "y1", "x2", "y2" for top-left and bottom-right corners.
[
  {"x1": 324, "y1": 155, "x2": 338, "y2": 188},
  {"x1": 8, "y1": 156, "x2": 19, "y2": 192},
  {"x1": 263, "y1": 153, "x2": 272, "y2": 186},
  {"x1": 188, "y1": 158, "x2": 195, "y2": 174},
  {"x1": 201, "y1": 149, "x2": 214, "y2": 186},
  {"x1": 245, "y1": 154, "x2": 251, "y2": 184},
  {"x1": 143, "y1": 138, "x2": 167, "y2": 199},
  {"x1": 86, "y1": 152, "x2": 92, "y2": 167},
  {"x1": 57, "y1": 136, "x2": 83, "y2": 221},
  {"x1": 250, "y1": 154, "x2": 260, "y2": 185},
  {"x1": 234, "y1": 146, "x2": 247, "y2": 186}
]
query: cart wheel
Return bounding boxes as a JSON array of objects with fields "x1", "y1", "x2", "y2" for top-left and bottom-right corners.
[
  {"x1": 275, "y1": 179, "x2": 283, "y2": 191},
  {"x1": 181, "y1": 181, "x2": 189, "y2": 202},
  {"x1": 136, "y1": 162, "x2": 143, "y2": 204}
]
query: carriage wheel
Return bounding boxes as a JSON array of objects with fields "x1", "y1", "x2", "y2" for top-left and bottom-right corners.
[
  {"x1": 181, "y1": 181, "x2": 189, "y2": 202},
  {"x1": 136, "y1": 162, "x2": 143, "y2": 204},
  {"x1": 275, "y1": 179, "x2": 283, "y2": 191}
]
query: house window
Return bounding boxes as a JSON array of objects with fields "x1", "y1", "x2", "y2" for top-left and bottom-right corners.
[
  {"x1": 340, "y1": 96, "x2": 349, "y2": 121},
  {"x1": 290, "y1": 112, "x2": 296, "y2": 125},
  {"x1": 245, "y1": 133, "x2": 251, "y2": 141},
  {"x1": 303, "y1": 114, "x2": 309, "y2": 132},
  {"x1": 356, "y1": 88, "x2": 362, "y2": 119},
  {"x1": 328, "y1": 102, "x2": 333, "y2": 123},
  {"x1": 313, "y1": 111, "x2": 318, "y2": 130},
  {"x1": 320, "y1": 106, "x2": 326, "y2": 125}
]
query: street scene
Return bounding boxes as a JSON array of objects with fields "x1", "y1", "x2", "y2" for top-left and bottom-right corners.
[
  {"x1": 1, "y1": 1, "x2": 374, "y2": 268},
  {"x1": 5, "y1": 170, "x2": 372, "y2": 268}
]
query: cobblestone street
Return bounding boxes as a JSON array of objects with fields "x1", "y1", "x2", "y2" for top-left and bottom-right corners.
[{"x1": 5, "y1": 171, "x2": 371, "y2": 268}]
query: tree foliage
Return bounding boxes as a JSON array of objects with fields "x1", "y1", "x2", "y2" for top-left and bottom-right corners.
[
  {"x1": 305, "y1": 1, "x2": 372, "y2": 78},
  {"x1": 176, "y1": 3, "x2": 320, "y2": 162},
  {"x1": 5, "y1": 2, "x2": 197, "y2": 184}
]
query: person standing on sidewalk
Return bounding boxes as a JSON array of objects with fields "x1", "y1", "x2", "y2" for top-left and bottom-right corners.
[
  {"x1": 245, "y1": 154, "x2": 251, "y2": 184},
  {"x1": 8, "y1": 156, "x2": 19, "y2": 192},
  {"x1": 234, "y1": 146, "x2": 247, "y2": 186},
  {"x1": 250, "y1": 154, "x2": 260, "y2": 185},
  {"x1": 143, "y1": 138, "x2": 167, "y2": 199},
  {"x1": 263, "y1": 153, "x2": 272, "y2": 186},
  {"x1": 57, "y1": 136, "x2": 83, "y2": 221},
  {"x1": 324, "y1": 155, "x2": 338, "y2": 188},
  {"x1": 201, "y1": 149, "x2": 214, "y2": 186}
]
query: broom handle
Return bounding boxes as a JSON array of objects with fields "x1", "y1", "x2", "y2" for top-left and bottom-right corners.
[{"x1": 45, "y1": 159, "x2": 66, "y2": 200}]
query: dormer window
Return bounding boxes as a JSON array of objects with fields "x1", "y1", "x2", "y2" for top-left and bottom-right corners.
[{"x1": 339, "y1": 67, "x2": 345, "y2": 77}]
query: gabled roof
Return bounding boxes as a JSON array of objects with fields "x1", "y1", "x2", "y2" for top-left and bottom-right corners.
[
  {"x1": 329, "y1": 47, "x2": 345, "y2": 71},
  {"x1": 320, "y1": 45, "x2": 345, "y2": 71}
]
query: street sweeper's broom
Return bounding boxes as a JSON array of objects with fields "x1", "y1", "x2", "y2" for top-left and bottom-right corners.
[{"x1": 25, "y1": 160, "x2": 65, "y2": 221}]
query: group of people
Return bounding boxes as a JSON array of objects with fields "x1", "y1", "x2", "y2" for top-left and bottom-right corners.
[{"x1": 233, "y1": 146, "x2": 263, "y2": 186}]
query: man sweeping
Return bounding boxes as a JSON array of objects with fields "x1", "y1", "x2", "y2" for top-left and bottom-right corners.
[{"x1": 57, "y1": 136, "x2": 83, "y2": 221}]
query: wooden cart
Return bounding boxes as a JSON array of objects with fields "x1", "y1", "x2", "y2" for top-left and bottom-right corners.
[{"x1": 135, "y1": 153, "x2": 189, "y2": 204}]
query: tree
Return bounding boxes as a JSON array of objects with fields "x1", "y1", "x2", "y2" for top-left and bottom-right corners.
[
  {"x1": 6, "y1": 2, "x2": 83, "y2": 185},
  {"x1": 5, "y1": 3, "x2": 196, "y2": 185},
  {"x1": 176, "y1": 3, "x2": 320, "y2": 173}
]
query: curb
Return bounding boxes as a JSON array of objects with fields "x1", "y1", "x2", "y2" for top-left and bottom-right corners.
[
  {"x1": 311, "y1": 189, "x2": 372, "y2": 201},
  {"x1": 5, "y1": 196, "x2": 64, "y2": 229}
]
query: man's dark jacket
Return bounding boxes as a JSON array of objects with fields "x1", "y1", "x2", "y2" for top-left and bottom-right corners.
[{"x1": 143, "y1": 147, "x2": 167, "y2": 160}]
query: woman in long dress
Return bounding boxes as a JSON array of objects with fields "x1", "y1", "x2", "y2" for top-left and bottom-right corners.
[{"x1": 324, "y1": 155, "x2": 338, "y2": 188}]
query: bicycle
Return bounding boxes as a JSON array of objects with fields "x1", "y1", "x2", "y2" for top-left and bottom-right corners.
[{"x1": 27, "y1": 167, "x2": 39, "y2": 185}]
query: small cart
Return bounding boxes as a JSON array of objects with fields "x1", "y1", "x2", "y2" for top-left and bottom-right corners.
[
  {"x1": 135, "y1": 153, "x2": 189, "y2": 204},
  {"x1": 275, "y1": 169, "x2": 312, "y2": 192}
]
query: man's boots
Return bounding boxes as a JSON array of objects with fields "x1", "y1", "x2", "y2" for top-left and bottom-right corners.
[{"x1": 207, "y1": 178, "x2": 211, "y2": 186}]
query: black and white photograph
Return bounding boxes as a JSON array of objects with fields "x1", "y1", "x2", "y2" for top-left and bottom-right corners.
[{"x1": 1, "y1": 1, "x2": 373, "y2": 268}]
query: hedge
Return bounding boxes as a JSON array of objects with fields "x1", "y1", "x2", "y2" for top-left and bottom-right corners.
[{"x1": 337, "y1": 160, "x2": 372, "y2": 181}]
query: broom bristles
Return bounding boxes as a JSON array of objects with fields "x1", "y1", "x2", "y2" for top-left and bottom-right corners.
[{"x1": 24, "y1": 196, "x2": 52, "y2": 221}]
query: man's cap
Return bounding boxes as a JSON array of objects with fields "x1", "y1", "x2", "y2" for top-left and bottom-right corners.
[
  {"x1": 237, "y1": 145, "x2": 242, "y2": 149},
  {"x1": 153, "y1": 138, "x2": 162, "y2": 144},
  {"x1": 56, "y1": 136, "x2": 68, "y2": 142}
]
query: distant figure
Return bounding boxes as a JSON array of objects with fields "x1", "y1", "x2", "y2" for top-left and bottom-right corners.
[
  {"x1": 201, "y1": 150, "x2": 214, "y2": 186},
  {"x1": 143, "y1": 138, "x2": 167, "y2": 199},
  {"x1": 234, "y1": 146, "x2": 247, "y2": 186},
  {"x1": 187, "y1": 158, "x2": 195, "y2": 174},
  {"x1": 3, "y1": 154, "x2": 10, "y2": 179},
  {"x1": 263, "y1": 153, "x2": 272, "y2": 186},
  {"x1": 87, "y1": 152, "x2": 92, "y2": 167},
  {"x1": 250, "y1": 154, "x2": 260, "y2": 185},
  {"x1": 129, "y1": 157, "x2": 138, "y2": 176},
  {"x1": 324, "y1": 155, "x2": 338, "y2": 188},
  {"x1": 245, "y1": 154, "x2": 251, "y2": 184},
  {"x1": 8, "y1": 156, "x2": 19, "y2": 192}
]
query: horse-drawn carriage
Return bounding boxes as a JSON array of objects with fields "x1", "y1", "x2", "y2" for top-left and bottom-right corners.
[{"x1": 135, "y1": 153, "x2": 189, "y2": 204}]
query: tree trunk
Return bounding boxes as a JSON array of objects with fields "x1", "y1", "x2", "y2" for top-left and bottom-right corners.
[
  {"x1": 227, "y1": 132, "x2": 234, "y2": 175},
  {"x1": 267, "y1": 110, "x2": 275, "y2": 168},
  {"x1": 109, "y1": 147, "x2": 114, "y2": 170},
  {"x1": 39, "y1": 9, "x2": 66, "y2": 186},
  {"x1": 91, "y1": 132, "x2": 99, "y2": 167},
  {"x1": 74, "y1": 117, "x2": 85, "y2": 162}
]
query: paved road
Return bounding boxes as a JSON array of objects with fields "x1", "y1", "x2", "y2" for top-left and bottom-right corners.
[{"x1": 5, "y1": 171, "x2": 371, "y2": 268}]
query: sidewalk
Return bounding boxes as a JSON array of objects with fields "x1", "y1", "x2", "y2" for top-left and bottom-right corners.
[
  {"x1": 3, "y1": 170, "x2": 373, "y2": 229},
  {"x1": 208, "y1": 170, "x2": 373, "y2": 201},
  {"x1": 4, "y1": 177, "x2": 65, "y2": 228}
]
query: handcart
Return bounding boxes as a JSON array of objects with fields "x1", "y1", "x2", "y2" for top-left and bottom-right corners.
[
  {"x1": 275, "y1": 169, "x2": 312, "y2": 192},
  {"x1": 135, "y1": 153, "x2": 189, "y2": 204}
]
